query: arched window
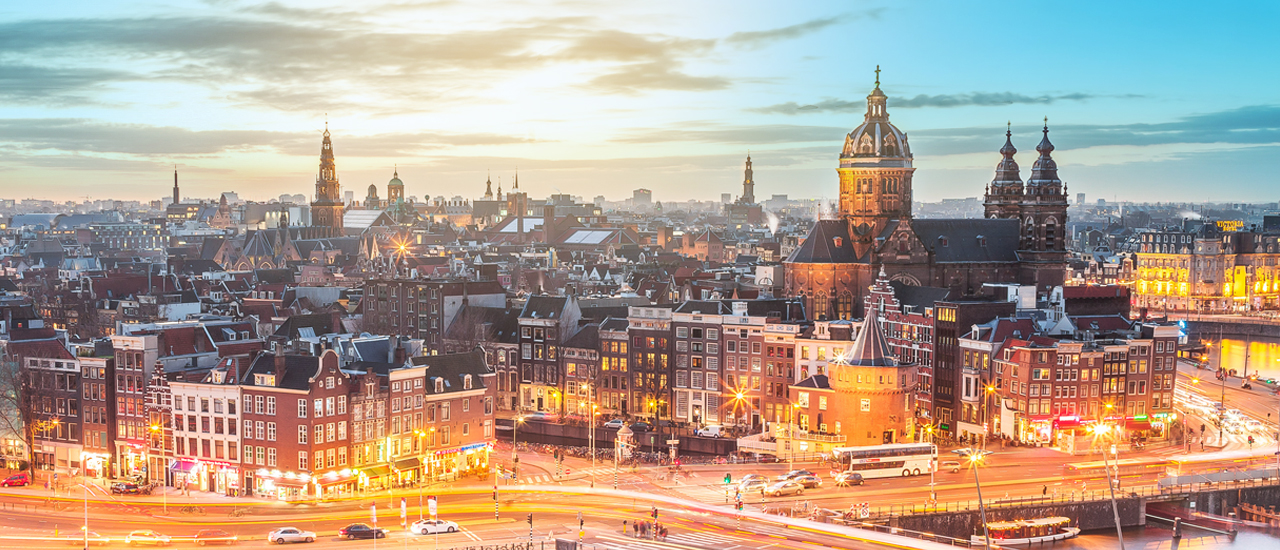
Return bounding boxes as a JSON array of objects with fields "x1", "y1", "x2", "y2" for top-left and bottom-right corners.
[
  {"x1": 814, "y1": 291, "x2": 830, "y2": 321},
  {"x1": 836, "y1": 291, "x2": 854, "y2": 320},
  {"x1": 858, "y1": 134, "x2": 874, "y2": 155},
  {"x1": 883, "y1": 134, "x2": 898, "y2": 156}
]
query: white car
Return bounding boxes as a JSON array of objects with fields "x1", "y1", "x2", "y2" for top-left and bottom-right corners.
[
  {"x1": 695, "y1": 425, "x2": 724, "y2": 437},
  {"x1": 267, "y1": 528, "x2": 316, "y2": 544},
  {"x1": 602, "y1": 419, "x2": 625, "y2": 429},
  {"x1": 125, "y1": 531, "x2": 171, "y2": 546},
  {"x1": 410, "y1": 520, "x2": 460, "y2": 535}
]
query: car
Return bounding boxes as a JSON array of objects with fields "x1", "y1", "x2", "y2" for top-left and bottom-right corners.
[
  {"x1": 629, "y1": 422, "x2": 652, "y2": 432},
  {"x1": 941, "y1": 461, "x2": 962, "y2": 474},
  {"x1": 410, "y1": 519, "x2": 459, "y2": 535},
  {"x1": 739, "y1": 473, "x2": 767, "y2": 483},
  {"x1": 764, "y1": 480, "x2": 804, "y2": 497},
  {"x1": 793, "y1": 474, "x2": 822, "y2": 488},
  {"x1": 774, "y1": 469, "x2": 814, "y2": 481},
  {"x1": 339, "y1": 524, "x2": 387, "y2": 540},
  {"x1": 195, "y1": 530, "x2": 237, "y2": 546},
  {"x1": 834, "y1": 472, "x2": 864, "y2": 487},
  {"x1": 1, "y1": 473, "x2": 30, "y2": 487},
  {"x1": 602, "y1": 419, "x2": 625, "y2": 429},
  {"x1": 65, "y1": 532, "x2": 110, "y2": 546},
  {"x1": 111, "y1": 482, "x2": 145, "y2": 495},
  {"x1": 266, "y1": 528, "x2": 315, "y2": 544},
  {"x1": 125, "y1": 530, "x2": 171, "y2": 546},
  {"x1": 695, "y1": 425, "x2": 724, "y2": 438},
  {"x1": 752, "y1": 454, "x2": 781, "y2": 464},
  {"x1": 738, "y1": 478, "x2": 770, "y2": 493}
]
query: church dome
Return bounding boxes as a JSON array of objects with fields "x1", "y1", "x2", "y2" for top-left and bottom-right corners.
[
  {"x1": 841, "y1": 70, "x2": 911, "y2": 162},
  {"x1": 367, "y1": 184, "x2": 379, "y2": 197},
  {"x1": 388, "y1": 170, "x2": 404, "y2": 188}
]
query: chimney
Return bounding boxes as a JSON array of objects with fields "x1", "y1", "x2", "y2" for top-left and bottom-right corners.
[
  {"x1": 393, "y1": 346, "x2": 406, "y2": 365},
  {"x1": 273, "y1": 345, "x2": 287, "y2": 381}
]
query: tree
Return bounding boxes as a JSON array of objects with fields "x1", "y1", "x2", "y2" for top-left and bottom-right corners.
[{"x1": 0, "y1": 358, "x2": 57, "y2": 478}]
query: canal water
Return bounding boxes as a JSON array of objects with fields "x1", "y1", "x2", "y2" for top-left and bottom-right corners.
[
  {"x1": 1210, "y1": 337, "x2": 1280, "y2": 381},
  {"x1": 1061, "y1": 524, "x2": 1280, "y2": 549}
]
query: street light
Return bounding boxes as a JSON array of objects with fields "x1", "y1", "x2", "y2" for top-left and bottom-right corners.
[
  {"x1": 953, "y1": 448, "x2": 993, "y2": 549},
  {"x1": 984, "y1": 385, "x2": 997, "y2": 449},
  {"x1": 511, "y1": 415, "x2": 525, "y2": 481},
  {"x1": 1090, "y1": 422, "x2": 1126, "y2": 550},
  {"x1": 788, "y1": 403, "x2": 801, "y2": 470}
]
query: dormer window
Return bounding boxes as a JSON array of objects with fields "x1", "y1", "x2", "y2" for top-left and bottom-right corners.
[
  {"x1": 435, "y1": 378, "x2": 444, "y2": 393},
  {"x1": 832, "y1": 236, "x2": 842, "y2": 248},
  {"x1": 939, "y1": 236, "x2": 949, "y2": 247},
  {"x1": 464, "y1": 375, "x2": 473, "y2": 390}
]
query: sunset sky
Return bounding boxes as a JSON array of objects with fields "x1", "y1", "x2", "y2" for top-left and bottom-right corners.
[{"x1": 1, "y1": 0, "x2": 1276, "y2": 204}]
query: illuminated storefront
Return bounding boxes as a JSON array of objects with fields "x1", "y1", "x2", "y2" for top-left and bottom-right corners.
[
  {"x1": 80, "y1": 451, "x2": 110, "y2": 478},
  {"x1": 425, "y1": 442, "x2": 491, "y2": 483}
]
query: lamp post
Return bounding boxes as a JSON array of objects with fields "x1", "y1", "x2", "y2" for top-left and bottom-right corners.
[
  {"x1": 788, "y1": 403, "x2": 800, "y2": 470},
  {"x1": 953, "y1": 448, "x2": 993, "y2": 549},
  {"x1": 511, "y1": 415, "x2": 525, "y2": 482},
  {"x1": 1091, "y1": 422, "x2": 1126, "y2": 550},
  {"x1": 149, "y1": 424, "x2": 168, "y2": 513},
  {"x1": 984, "y1": 386, "x2": 996, "y2": 449}
]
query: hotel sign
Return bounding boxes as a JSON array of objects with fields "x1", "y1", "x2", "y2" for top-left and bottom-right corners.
[{"x1": 1216, "y1": 220, "x2": 1244, "y2": 232}]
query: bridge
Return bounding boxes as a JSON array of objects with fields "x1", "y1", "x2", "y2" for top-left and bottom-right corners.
[{"x1": 1175, "y1": 314, "x2": 1280, "y2": 340}]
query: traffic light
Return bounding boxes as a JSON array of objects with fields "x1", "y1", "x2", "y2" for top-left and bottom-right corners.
[
  {"x1": 651, "y1": 507, "x2": 658, "y2": 519},
  {"x1": 527, "y1": 514, "x2": 533, "y2": 526},
  {"x1": 493, "y1": 485, "x2": 498, "y2": 501},
  {"x1": 735, "y1": 501, "x2": 743, "y2": 511},
  {"x1": 724, "y1": 473, "x2": 732, "y2": 484}
]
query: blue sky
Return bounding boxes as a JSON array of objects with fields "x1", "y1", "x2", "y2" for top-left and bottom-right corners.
[{"x1": 0, "y1": 0, "x2": 1276, "y2": 204}]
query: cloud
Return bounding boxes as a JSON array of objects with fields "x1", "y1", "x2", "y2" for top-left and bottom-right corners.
[
  {"x1": 587, "y1": 63, "x2": 730, "y2": 94},
  {"x1": 724, "y1": 16, "x2": 842, "y2": 47},
  {"x1": 610, "y1": 123, "x2": 844, "y2": 144},
  {"x1": 0, "y1": 64, "x2": 132, "y2": 105},
  {"x1": 752, "y1": 92, "x2": 1098, "y2": 114},
  {"x1": 0, "y1": 119, "x2": 541, "y2": 157}
]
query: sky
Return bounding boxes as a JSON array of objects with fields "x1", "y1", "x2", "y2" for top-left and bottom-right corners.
[{"x1": 1, "y1": 0, "x2": 1277, "y2": 205}]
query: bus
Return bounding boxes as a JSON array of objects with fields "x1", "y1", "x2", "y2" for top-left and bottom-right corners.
[{"x1": 830, "y1": 443, "x2": 938, "y2": 479}]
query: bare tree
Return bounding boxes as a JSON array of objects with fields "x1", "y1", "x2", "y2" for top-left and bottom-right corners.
[{"x1": 0, "y1": 358, "x2": 57, "y2": 478}]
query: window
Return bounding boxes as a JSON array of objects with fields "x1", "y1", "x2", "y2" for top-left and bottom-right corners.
[
  {"x1": 337, "y1": 396, "x2": 347, "y2": 415},
  {"x1": 267, "y1": 447, "x2": 276, "y2": 467},
  {"x1": 298, "y1": 425, "x2": 308, "y2": 444},
  {"x1": 298, "y1": 399, "x2": 308, "y2": 418},
  {"x1": 266, "y1": 396, "x2": 275, "y2": 415},
  {"x1": 299, "y1": 451, "x2": 308, "y2": 471},
  {"x1": 314, "y1": 399, "x2": 324, "y2": 418},
  {"x1": 338, "y1": 447, "x2": 347, "y2": 466},
  {"x1": 314, "y1": 424, "x2": 323, "y2": 443}
]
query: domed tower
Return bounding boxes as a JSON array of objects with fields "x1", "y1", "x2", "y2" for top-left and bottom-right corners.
[
  {"x1": 387, "y1": 167, "x2": 404, "y2": 204},
  {"x1": 311, "y1": 123, "x2": 345, "y2": 231},
  {"x1": 1017, "y1": 119, "x2": 1069, "y2": 289},
  {"x1": 839, "y1": 67, "x2": 915, "y2": 258},
  {"x1": 365, "y1": 184, "x2": 381, "y2": 210},
  {"x1": 983, "y1": 123, "x2": 1023, "y2": 219}
]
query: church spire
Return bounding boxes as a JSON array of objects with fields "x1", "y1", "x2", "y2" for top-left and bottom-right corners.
[
  {"x1": 865, "y1": 64, "x2": 888, "y2": 121},
  {"x1": 741, "y1": 153, "x2": 755, "y2": 204},
  {"x1": 991, "y1": 121, "x2": 1022, "y2": 192},
  {"x1": 172, "y1": 167, "x2": 180, "y2": 206},
  {"x1": 483, "y1": 170, "x2": 493, "y2": 199},
  {"x1": 1027, "y1": 117, "x2": 1061, "y2": 191}
]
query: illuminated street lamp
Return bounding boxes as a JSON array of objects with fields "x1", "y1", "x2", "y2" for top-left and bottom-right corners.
[
  {"x1": 953, "y1": 448, "x2": 993, "y2": 549},
  {"x1": 1090, "y1": 422, "x2": 1126, "y2": 550},
  {"x1": 511, "y1": 415, "x2": 525, "y2": 481}
]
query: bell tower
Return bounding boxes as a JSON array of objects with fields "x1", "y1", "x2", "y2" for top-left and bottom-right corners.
[
  {"x1": 983, "y1": 122, "x2": 1023, "y2": 220},
  {"x1": 311, "y1": 123, "x2": 345, "y2": 231},
  {"x1": 1017, "y1": 119, "x2": 1069, "y2": 288}
]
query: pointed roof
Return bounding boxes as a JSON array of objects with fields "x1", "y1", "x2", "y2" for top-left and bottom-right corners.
[
  {"x1": 1028, "y1": 118, "x2": 1060, "y2": 187},
  {"x1": 841, "y1": 315, "x2": 896, "y2": 367},
  {"x1": 990, "y1": 122, "x2": 1022, "y2": 191}
]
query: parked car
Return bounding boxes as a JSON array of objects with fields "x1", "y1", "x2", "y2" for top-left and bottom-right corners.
[
  {"x1": 793, "y1": 474, "x2": 822, "y2": 489},
  {"x1": 629, "y1": 422, "x2": 652, "y2": 432},
  {"x1": 774, "y1": 469, "x2": 814, "y2": 481},
  {"x1": 602, "y1": 419, "x2": 625, "y2": 429},
  {"x1": 738, "y1": 478, "x2": 770, "y2": 493},
  {"x1": 125, "y1": 530, "x2": 171, "y2": 546},
  {"x1": 111, "y1": 482, "x2": 145, "y2": 495},
  {"x1": 195, "y1": 530, "x2": 237, "y2": 546},
  {"x1": 941, "y1": 461, "x2": 961, "y2": 474},
  {"x1": 410, "y1": 519, "x2": 459, "y2": 535},
  {"x1": 338, "y1": 524, "x2": 387, "y2": 540},
  {"x1": 834, "y1": 472, "x2": 864, "y2": 487},
  {"x1": 764, "y1": 480, "x2": 805, "y2": 497},
  {"x1": 695, "y1": 425, "x2": 724, "y2": 438},
  {"x1": 65, "y1": 532, "x2": 110, "y2": 546},
  {"x1": 266, "y1": 528, "x2": 315, "y2": 544},
  {"x1": 1, "y1": 473, "x2": 30, "y2": 487}
]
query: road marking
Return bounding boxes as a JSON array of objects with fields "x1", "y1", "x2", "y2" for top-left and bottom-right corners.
[
  {"x1": 461, "y1": 527, "x2": 481, "y2": 541},
  {"x1": 666, "y1": 531, "x2": 743, "y2": 545}
]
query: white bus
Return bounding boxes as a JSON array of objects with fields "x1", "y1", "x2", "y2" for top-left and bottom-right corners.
[{"x1": 831, "y1": 443, "x2": 938, "y2": 479}]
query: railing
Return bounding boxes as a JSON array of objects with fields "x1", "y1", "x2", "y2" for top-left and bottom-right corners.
[
  {"x1": 866, "y1": 475, "x2": 1280, "y2": 519},
  {"x1": 832, "y1": 518, "x2": 980, "y2": 548}
]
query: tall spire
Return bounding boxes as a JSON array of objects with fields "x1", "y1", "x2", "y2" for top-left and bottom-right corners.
[
  {"x1": 1028, "y1": 117, "x2": 1060, "y2": 189},
  {"x1": 990, "y1": 121, "x2": 1022, "y2": 191},
  {"x1": 484, "y1": 170, "x2": 493, "y2": 199},
  {"x1": 741, "y1": 153, "x2": 755, "y2": 204},
  {"x1": 172, "y1": 167, "x2": 180, "y2": 206},
  {"x1": 513, "y1": 169, "x2": 519, "y2": 190},
  {"x1": 865, "y1": 65, "x2": 888, "y2": 121}
]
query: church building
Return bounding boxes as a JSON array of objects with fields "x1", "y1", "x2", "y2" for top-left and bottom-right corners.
[{"x1": 784, "y1": 70, "x2": 1068, "y2": 320}]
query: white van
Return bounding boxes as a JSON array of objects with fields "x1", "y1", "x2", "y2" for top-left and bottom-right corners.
[{"x1": 696, "y1": 425, "x2": 724, "y2": 438}]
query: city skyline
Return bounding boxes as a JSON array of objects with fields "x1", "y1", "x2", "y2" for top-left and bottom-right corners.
[{"x1": 1, "y1": 0, "x2": 1277, "y2": 203}]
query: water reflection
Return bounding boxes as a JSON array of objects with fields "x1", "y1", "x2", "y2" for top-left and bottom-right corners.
[
  {"x1": 1064, "y1": 525, "x2": 1278, "y2": 549},
  {"x1": 1210, "y1": 338, "x2": 1280, "y2": 381}
]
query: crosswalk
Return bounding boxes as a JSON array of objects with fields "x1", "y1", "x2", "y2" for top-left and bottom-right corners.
[
  {"x1": 518, "y1": 475, "x2": 552, "y2": 484},
  {"x1": 666, "y1": 531, "x2": 743, "y2": 547},
  {"x1": 594, "y1": 531, "x2": 745, "y2": 550}
]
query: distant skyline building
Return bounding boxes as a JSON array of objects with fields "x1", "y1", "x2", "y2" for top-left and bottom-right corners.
[
  {"x1": 310, "y1": 124, "x2": 344, "y2": 231},
  {"x1": 633, "y1": 188, "x2": 652, "y2": 205}
]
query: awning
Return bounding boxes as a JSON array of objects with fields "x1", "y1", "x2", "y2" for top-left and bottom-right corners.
[
  {"x1": 1125, "y1": 419, "x2": 1152, "y2": 431},
  {"x1": 393, "y1": 457, "x2": 421, "y2": 470},
  {"x1": 363, "y1": 465, "x2": 391, "y2": 477},
  {"x1": 171, "y1": 460, "x2": 198, "y2": 474}
]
